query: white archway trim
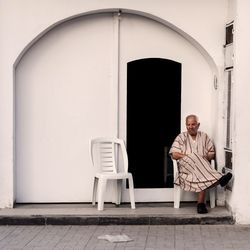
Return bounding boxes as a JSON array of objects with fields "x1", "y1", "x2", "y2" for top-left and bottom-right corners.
[{"x1": 13, "y1": 8, "x2": 218, "y2": 77}]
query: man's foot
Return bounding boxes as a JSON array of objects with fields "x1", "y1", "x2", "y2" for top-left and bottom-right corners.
[
  {"x1": 219, "y1": 173, "x2": 233, "y2": 187},
  {"x1": 197, "y1": 203, "x2": 208, "y2": 214}
]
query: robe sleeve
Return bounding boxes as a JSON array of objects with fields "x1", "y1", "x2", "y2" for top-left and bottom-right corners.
[
  {"x1": 203, "y1": 132, "x2": 215, "y2": 158},
  {"x1": 169, "y1": 133, "x2": 184, "y2": 155}
]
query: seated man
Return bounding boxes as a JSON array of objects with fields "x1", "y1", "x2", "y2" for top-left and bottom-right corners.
[{"x1": 169, "y1": 114, "x2": 232, "y2": 214}]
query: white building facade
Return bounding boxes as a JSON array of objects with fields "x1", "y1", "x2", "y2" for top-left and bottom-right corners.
[{"x1": 0, "y1": 0, "x2": 250, "y2": 224}]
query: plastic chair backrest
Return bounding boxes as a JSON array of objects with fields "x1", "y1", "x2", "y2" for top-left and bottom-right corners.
[{"x1": 90, "y1": 137, "x2": 128, "y2": 174}]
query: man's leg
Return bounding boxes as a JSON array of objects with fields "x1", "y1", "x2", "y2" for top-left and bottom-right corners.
[
  {"x1": 198, "y1": 191, "x2": 206, "y2": 203},
  {"x1": 197, "y1": 191, "x2": 208, "y2": 214}
]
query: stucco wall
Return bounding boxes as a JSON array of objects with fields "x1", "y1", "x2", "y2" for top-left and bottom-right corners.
[
  {"x1": 227, "y1": 0, "x2": 250, "y2": 224},
  {"x1": 0, "y1": 0, "x2": 228, "y2": 208}
]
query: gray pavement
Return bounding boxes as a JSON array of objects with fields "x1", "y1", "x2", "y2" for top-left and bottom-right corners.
[{"x1": 0, "y1": 224, "x2": 249, "y2": 249}]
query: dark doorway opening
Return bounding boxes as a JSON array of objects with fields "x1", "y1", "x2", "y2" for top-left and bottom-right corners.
[{"x1": 127, "y1": 58, "x2": 181, "y2": 188}]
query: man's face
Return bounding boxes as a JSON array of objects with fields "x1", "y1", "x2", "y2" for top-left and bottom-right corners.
[{"x1": 186, "y1": 117, "x2": 200, "y2": 136}]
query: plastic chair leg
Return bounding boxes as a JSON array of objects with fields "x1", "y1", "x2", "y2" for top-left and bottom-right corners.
[
  {"x1": 116, "y1": 179, "x2": 122, "y2": 205},
  {"x1": 92, "y1": 177, "x2": 98, "y2": 206},
  {"x1": 174, "y1": 185, "x2": 181, "y2": 208},
  {"x1": 97, "y1": 178, "x2": 107, "y2": 211},
  {"x1": 209, "y1": 187, "x2": 216, "y2": 208},
  {"x1": 128, "y1": 175, "x2": 136, "y2": 209}
]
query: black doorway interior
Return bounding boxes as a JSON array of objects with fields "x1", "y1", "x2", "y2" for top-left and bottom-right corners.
[{"x1": 127, "y1": 58, "x2": 181, "y2": 188}]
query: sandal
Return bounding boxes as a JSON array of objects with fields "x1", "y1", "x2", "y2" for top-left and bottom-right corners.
[
  {"x1": 197, "y1": 203, "x2": 208, "y2": 214},
  {"x1": 219, "y1": 173, "x2": 232, "y2": 187}
]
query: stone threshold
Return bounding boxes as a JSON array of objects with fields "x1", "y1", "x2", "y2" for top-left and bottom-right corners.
[{"x1": 0, "y1": 202, "x2": 234, "y2": 225}]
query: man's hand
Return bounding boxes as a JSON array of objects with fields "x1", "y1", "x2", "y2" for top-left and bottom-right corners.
[
  {"x1": 172, "y1": 152, "x2": 187, "y2": 160},
  {"x1": 204, "y1": 152, "x2": 215, "y2": 161}
]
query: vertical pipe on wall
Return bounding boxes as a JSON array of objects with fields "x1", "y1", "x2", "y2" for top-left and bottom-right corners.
[
  {"x1": 112, "y1": 11, "x2": 121, "y2": 138},
  {"x1": 111, "y1": 11, "x2": 121, "y2": 203}
]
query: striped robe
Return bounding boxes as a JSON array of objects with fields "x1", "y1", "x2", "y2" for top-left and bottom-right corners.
[{"x1": 169, "y1": 131, "x2": 222, "y2": 192}]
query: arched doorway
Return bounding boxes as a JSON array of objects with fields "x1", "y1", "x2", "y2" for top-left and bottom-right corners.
[{"x1": 15, "y1": 12, "x2": 213, "y2": 203}]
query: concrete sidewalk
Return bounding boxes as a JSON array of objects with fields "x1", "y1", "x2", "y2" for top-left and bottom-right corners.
[
  {"x1": 0, "y1": 203, "x2": 234, "y2": 225},
  {"x1": 0, "y1": 224, "x2": 249, "y2": 249}
]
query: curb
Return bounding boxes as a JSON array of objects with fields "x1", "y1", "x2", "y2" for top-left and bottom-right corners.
[{"x1": 0, "y1": 215, "x2": 235, "y2": 225}]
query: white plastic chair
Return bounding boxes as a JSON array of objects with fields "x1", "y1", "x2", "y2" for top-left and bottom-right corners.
[
  {"x1": 90, "y1": 137, "x2": 136, "y2": 211},
  {"x1": 172, "y1": 159, "x2": 216, "y2": 209}
]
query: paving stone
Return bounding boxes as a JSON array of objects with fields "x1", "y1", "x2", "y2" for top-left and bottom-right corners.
[{"x1": 0, "y1": 225, "x2": 249, "y2": 249}]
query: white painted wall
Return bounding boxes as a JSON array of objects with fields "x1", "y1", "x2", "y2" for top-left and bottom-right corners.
[
  {"x1": 15, "y1": 14, "x2": 116, "y2": 202},
  {"x1": 226, "y1": 0, "x2": 250, "y2": 224},
  {"x1": 0, "y1": 0, "x2": 230, "y2": 208}
]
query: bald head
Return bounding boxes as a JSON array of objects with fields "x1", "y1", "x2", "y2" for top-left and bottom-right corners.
[
  {"x1": 185, "y1": 114, "x2": 199, "y2": 124},
  {"x1": 185, "y1": 114, "x2": 200, "y2": 136}
]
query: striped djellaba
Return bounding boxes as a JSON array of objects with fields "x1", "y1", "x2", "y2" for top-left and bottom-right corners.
[{"x1": 169, "y1": 131, "x2": 222, "y2": 192}]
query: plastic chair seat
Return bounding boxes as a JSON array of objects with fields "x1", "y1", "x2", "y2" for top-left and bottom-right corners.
[{"x1": 95, "y1": 172, "x2": 133, "y2": 179}]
